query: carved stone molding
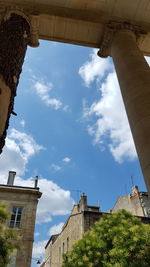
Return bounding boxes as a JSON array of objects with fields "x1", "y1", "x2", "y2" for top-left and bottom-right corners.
[
  {"x1": 98, "y1": 26, "x2": 114, "y2": 58},
  {"x1": 0, "y1": 7, "x2": 40, "y2": 47},
  {"x1": 98, "y1": 22, "x2": 146, "y2": 58},
  {"x1": 3, "y1": 6, "x2": 30, "y2": 25}
]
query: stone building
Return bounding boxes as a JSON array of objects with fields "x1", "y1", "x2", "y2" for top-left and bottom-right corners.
[
  {"x1": 42, "y1": 190, "x2": 150, "y2": 267},
  {"x1": 0, "y1": 171, "x2": 42, "y2": 267},
  {"x1": 43, "y1": 194, "x2": 103, "y2": 267},
  {"x1": 112, "y1": 186, "x2": 150, "y2": 217}
]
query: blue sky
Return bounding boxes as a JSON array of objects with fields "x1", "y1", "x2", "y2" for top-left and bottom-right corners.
[{"x1": 0, "y1": 40, "x2": 149, "y2": 265}]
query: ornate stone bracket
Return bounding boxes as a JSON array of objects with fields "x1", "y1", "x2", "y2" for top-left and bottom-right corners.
[
  {"x1": 98, "y1": 22, "x2": 146, "y2": 58},
  {"x1": 29, "y1": 15, "x2": 40, "y2": 47}
]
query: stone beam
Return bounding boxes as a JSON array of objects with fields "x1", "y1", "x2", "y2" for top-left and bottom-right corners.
[
  {"x1": 1, "y1": 1, "x2": 150, "y2": 54},
  {"x1": 0, "y1": 1, "x2": 110, "y2": 24}
]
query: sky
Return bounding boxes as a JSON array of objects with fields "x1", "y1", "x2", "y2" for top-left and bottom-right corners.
[{"x1": 0, "y1": 40, "x2": 150, "y2": 266}]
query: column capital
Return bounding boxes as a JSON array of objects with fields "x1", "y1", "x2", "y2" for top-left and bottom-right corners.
[
  {"x1": 0, "y1": 7, "x2": 40, "y2": 47},
  {"x1": 98, "y1": 22, "x2": 146, "y2": 58}
]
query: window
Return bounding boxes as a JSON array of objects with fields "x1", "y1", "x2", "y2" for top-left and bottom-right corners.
[
  {"x1": 62, "y1": 242, "x2": 65, "y2": 254},
  {"x1": 67, "y1": 237, "x2": 69, "y2": 251},
  {"x1": 59, "y1": 247, "x2": 61, "y2": 262},
  {"x1": 9, "y1": 207, "x2": 23, "y2": 228}
]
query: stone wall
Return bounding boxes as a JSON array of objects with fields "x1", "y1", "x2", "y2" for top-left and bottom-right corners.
[
  {"x1": 112, "y1": 186, "x2": 150, "y2": 217},
  {"x1": 44, "y1": 197, "x2": 102, "y2": 267},
  {"x1": 113, "y1": 193, "x2": 144, "y2": 216},
  {"x1": 50, "y1": 209, "x2": 83, "y2": 267},
  {"x1": 83, "y1": 211, "x2": 102, "y2": 232}
]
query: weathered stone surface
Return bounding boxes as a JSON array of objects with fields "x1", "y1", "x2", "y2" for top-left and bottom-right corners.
[
  {"x1": 0, "y1": 13, "x2": 30, "y2": 153},
  {"x1": 44, "y1": 194, "x2": 150, "y2": 267},
  {"x1": 44, "y1": 195, "x2": 102, "y2": 267},
  {"x1": 113, "y1": 186, "x2": 150, "y2": 217},
  {"x1": 110, "y1": 29, "x2": 150, "y2": 198}
]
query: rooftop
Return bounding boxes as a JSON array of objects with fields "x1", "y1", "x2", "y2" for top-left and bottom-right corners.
[{"x1": 0, "y1": 171, "x2": 42, "y2": 197}]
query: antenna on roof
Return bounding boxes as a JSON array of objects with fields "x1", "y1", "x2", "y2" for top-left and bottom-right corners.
[
  {"x1": 70, "y1": 189, "x2": 82, "y2": 203},
  {"x1": 131, "y1": 175, "x2": 134, "y2": 187},
  {"x1": 124, "y1": 184, "x2": 128, "y2": 195},
  {"x1": 97, "y1": 200, "x2": 101, "y2": 207}
]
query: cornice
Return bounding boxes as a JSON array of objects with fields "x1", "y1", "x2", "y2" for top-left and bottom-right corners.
[{"x1": 0, "y1": 185, "x2": 42, "y2": 198}]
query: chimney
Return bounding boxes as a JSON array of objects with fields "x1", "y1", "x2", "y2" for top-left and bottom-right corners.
[
  {"x1": 132, "y1": 185, "x2": 139, "y2": 194},
  {"x1": 79, "y1": 193, "x2": 87, "y2": 211},
  {"x1": 35, "y1": 176, "x2": 38, "y2": 188},
  {"x1": 7, "y1": 171, "x2": 16, "y2": 186}
]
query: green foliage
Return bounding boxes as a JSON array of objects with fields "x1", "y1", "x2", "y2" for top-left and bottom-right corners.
[
  {"x1": 0, "y1": 202, "x2": 19, "y2": 267},
  {"x1": 63, "y1": 210, "x2": 150, "y2": 267}
]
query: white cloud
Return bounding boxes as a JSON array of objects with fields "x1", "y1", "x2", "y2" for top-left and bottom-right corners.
[
  {"x1": 79, "y1": 50, "x2": 137, "y2": 163},
  {"x1": 34, "y1": 232, "x2": 40, "y2": 237},
  {"x1": 34, "y1": 232, "x2": 40, "y2": 240},
  {"x1": 36, "y1": 178, "x2": 73, "y2": 223},
  {"x1": 62, "y1": 157, "x2": 71, "y2": 163},
  {"x1": 0, "y1": 127, "x2": 74, "y2": 265},
  {"x1": 50, "y1": 163, "x2": 61, "y2": 171},
  {"x1": 9, "y1": 129, "x2": 43, "y2": 158},
  {"x1": 79, "y1": 49, "x2": 113, "y2": 87},
  {"x1": 145, "y1": 56, "x2": 150, "y2": 65},
  {"x1": 20, "y1": 119, "x2": 26, "y2": 128},
  {"x1": 63, "y1": 105, "x2": 69, "y2": 111},
  {"x1": 0, "y1": 128, "x2": 74, "y2": 224},
  {"x1": 48, "y1": 222, "x2": 64, "y2": 236},
  {"x1": 0, "y1": 129, "x2": 43, "y2": 175},
  {"x1": 32, "y1": 78, "x2": 63, "y2": 110},
  {"x1": 32, "y1": 240, "x2": 47, "y2": 259}
]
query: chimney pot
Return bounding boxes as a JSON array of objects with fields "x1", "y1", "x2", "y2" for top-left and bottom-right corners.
[
  {"x1": 35, "y1": 176, "x2": 38, "y2": 188},
  {"x1": 7, "y1": 171, "x2": 16, "y2": 186}
]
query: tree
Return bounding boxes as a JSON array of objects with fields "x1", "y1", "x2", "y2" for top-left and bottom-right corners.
[
  {"x1": 63, "y1": 210, "x2": 150, "y2": 267},
  {"x1": 0, "y1": 202, "x2": 19, "y2": 266}
]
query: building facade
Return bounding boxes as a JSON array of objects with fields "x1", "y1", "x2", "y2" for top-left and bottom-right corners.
[
  {"x1": 113, "y1": 186, "x2": 150, "y2": 217},
  {"x1": 43, "y1": 189, "x2": 150, "y2": 267},
  {"x1": 0, "y1": 171, "x2": 42, "y2": 267},
  {"x1": 43, "y1": 194, "x2": 103, "y2": 267}
]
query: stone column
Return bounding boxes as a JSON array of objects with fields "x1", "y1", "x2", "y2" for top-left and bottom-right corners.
[
  {"x1": 98, "y1": 23, "x2": 150, "y2": 195},
  {"x1": 0, "y1": 12, "x2": 30, "y2": 153}
]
